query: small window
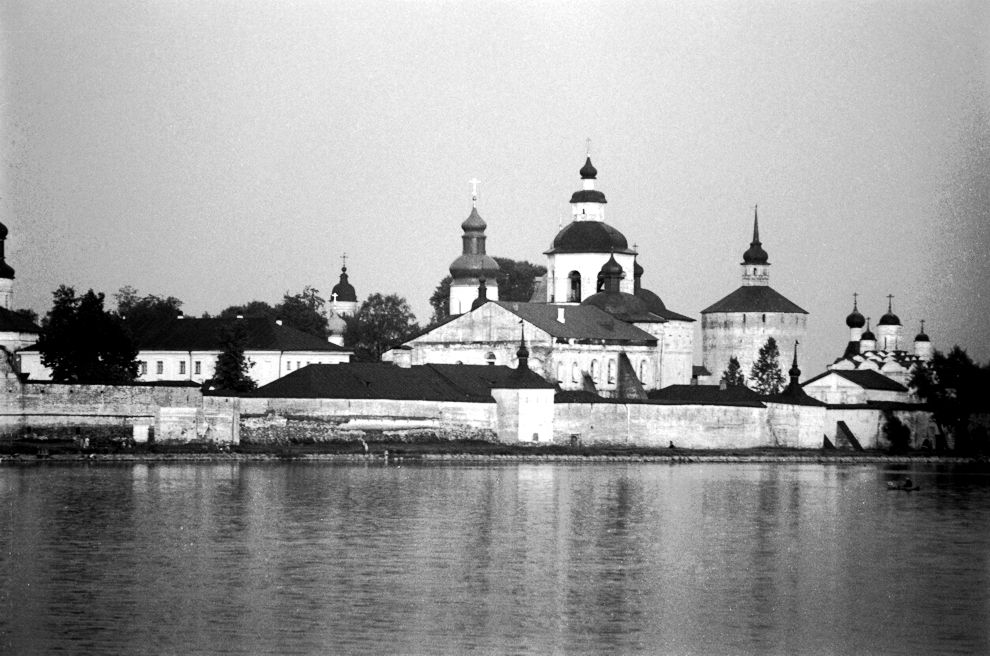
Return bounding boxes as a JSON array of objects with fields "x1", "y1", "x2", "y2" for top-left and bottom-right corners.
[
  {"x1": 194, "y1": 361, "x2": 201, "y2": 375},
  {"x1": 179, "y1": 361, "x2": 186, "y2": 375},
  {"x1": 762, "y1": 314, "x2": 766, "y2": 323},
  {"x1": 639, "y1": 360, "x2": 647, "y2": 382},
  {"x1": 590, "y1": 359, "x2": 599, "y2": 381},
  {"x1": 287, "y1": 361, "x2": 293, "y2": 371},
  {"x1": 139, "y1": 361, "x2": 147, "y2": 376},
  {"x1": 156, "y1": 361, "x2": 163, "y2": 375},
  {"x1": 556, "y1": 361, "x2": 564, "y2": 382},
  {"x1": 607, "y1": 360, "x2": 615, "y2": 384},
  {"x1": 571, "y1": 362, "x2": 579, "y2": 383},
  {"x1": 568, "y1": 271, "x2": 582, "y2": 302}
]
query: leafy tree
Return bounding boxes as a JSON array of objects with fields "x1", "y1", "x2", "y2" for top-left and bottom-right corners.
[
  {"x1": 275, "y1": 286, "x2": 327, "y2": 338},
  {"x1": 493, "y1": 257, "x2": 546, "y2": 304},
  {"x1": 882, "y1": 412, "x2": 912, "y2": 454},
  {"x1": 217, "y1": 300, "x2": 276, "y2": 321},
  {"x1": 345, "y1": 293, "x2": 419, "y2": 362},
  {"x1": 36, "y1": 285, "x2": 139, "y2": 383},
  {"x1": 208, "y1": 322, "x2": 256, "y2": 392},
  {"x1": 427, "y1": 257, "x2": 546, "y2": 324},
  {"x1": 749, "y1": 337, "x2": 785, "y2": 395},
  {"x1": 721, "y1": 356, "x2": 746, "y2": 387},
  {"x1": 114, "y1": 286, "x2": 183, "y2": 337},
  {"x1": 911, "y1": 347, "x2": 989, "y2": 453},
  {"x1": 13, "y1": 308, "x2": 39, "y2": 325}
]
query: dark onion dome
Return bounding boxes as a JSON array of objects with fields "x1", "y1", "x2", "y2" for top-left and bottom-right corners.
[
  {"x1": 861, "y1": 318, "x2": 876, "y2": 341},
  {"x1": 580, "y1": 156, "x2": 598, "y2": 180},
  {"x1": 600, "y1": 253, "x2": 623, "y2": 279},
  {"x1": 450, "y1": 253, "x2": 500, "y2": 279},
  {"x1": 330, "y1": 266, "x2": 357, "y2": 302},
  {"x1": 877, "y1": 308, "x2": 901, "y2": 326},
  {"x1": 545, "y1": 221, "x2": 634, "y2": 254},
  {"x1": 0, "y1": 221, "x2": 13, "y2": 279},
  {"x1": 846, "y1": 297, "x2": 865, "y2": 328},
  {"x1": 914, "y1": 320, "x2": 930, "y2": 342},
  {"x1": 570, "y1": 189, "x2": 607, "y2": 204},
  {"x1": 741, "y1": 207, "x2": 768, "y2": 265},
  {"x1": 633, "y1": 258, "x2": 644, "y2": 279},
  {"x1": 461, "y1": 206, "x2": 486, "y2": 231}
]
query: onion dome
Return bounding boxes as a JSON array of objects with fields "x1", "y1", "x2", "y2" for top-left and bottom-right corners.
[
  {"x1": 789, "y1": 343, "x2": 801, "y2": 380},
  {"x1": 547, "y1": 221, "x2": 632, "y2": 254},
  {"x1": 570, "y1": 156, "x2": 607, "y2": 204},
  {"x1": 600, "y1": 253, "x2": 623, "y2": 282},
  {"x1": 330, "y1": 266, "x2": 357, "y2": 302},
  {"x1": 845, "y1": 295, "x2": 865, "y2": 328},
  {"x1": 741, "y1": 207, "x2": 768, "y2": 265},
  {"x1": 861, "y1": 318, "x2": 876, "y2": 341},
  {"x1": 461, "y1": 206, "x2": 486, "y2": 231},
  {"x1": 877, "y1": 296, "x2": 901, "y2": 326},
  {"x1": 579, "y1": 156, "x2": 597, "y2": 180},
  {"x1": 633, "y1": 258, "x2": 644, "y2": 279},
  {"x1": 914, "y1": 320, "x2": 930, "y2": 343}
]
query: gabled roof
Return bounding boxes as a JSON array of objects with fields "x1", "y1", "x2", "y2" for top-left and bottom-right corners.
[
  {"x1": 248, "y1": 362, "x2": 552, "y2": 401},
  {"x1": 493, "y1": 301, "x2": 657, "y2": 343},
  {"x1": 136, "y1": 318, "x2": 348, "y2": 352},
  {"x1": 764, "y1": 384, "x2": 827, "y2": 407},
  {"x1": 802, "y1": 369, "x2": 908, "y2": 392},
  {"x1": 0, "y1": 307, "x2": 41, "y2": 334},
  {"x1": 647, "y1": 384, "x2": 766, "y2": 407},
  {"x1": 701, "y1": 286, "x2": 807, "y2": 314}
]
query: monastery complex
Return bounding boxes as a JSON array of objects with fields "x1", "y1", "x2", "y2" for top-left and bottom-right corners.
[{"x1": 0, "y1": 154, "x2": 947, "y2": 450}]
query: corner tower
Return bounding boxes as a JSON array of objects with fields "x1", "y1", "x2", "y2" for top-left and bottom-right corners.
[
  {"x1": 448, "y1": 183, "x2": 500, "y2": 315},
  {"x1": 701, "y1": 207, "x2": 808, "y2": 382},
  {"x1": 0, "y1": 222, "x2": 14, "y2": 310}
]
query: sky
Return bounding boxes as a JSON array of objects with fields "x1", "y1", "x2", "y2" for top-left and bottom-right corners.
[{"x1": 2, "y1": 0, "x2": 988, "y2": 374}]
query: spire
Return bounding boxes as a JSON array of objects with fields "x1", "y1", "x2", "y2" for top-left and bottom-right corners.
[
  {"x1": 741, "y1": 205, "x2": 769, "y2": 265},
  {"x1": 516, "y1": 322, "x2": 529, "y2": 371},
  {"x1": 789, "y1": 341, "x2": 801, "y2": 381}
]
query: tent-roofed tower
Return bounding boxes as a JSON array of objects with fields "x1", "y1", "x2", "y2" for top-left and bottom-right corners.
[
  {"x1": 700, "y1": 207, "x2": 808, "y2": 382},
  {"x1": 544, "y1": 152, "x2": 636, "y2": 304},
  {"x1": 448, "y1": 181, "x2": 500, "y2": 315}
]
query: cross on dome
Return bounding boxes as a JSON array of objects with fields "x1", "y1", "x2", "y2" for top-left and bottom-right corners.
[{"x1": 469, "y1": 178, "x2": 481, "y2": 207}]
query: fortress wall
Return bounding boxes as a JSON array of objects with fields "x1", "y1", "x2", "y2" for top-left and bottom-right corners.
[
  {"x1": 553, "y1": 402, "x2": 766, "y2": 448},
  {"x1": 237, "y1": 397, "x2": 498, "y2": 443},
  {"x1": 0, "y1": 380, "x2": 203, "y2": 436},
  {"x1": 824, "y1": 407, "x2": 939, "y2": 450}
]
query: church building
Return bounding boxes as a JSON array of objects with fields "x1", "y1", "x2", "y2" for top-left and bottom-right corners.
[
  {"x1": 0, "y1": 222, "x2": 42, "y2": 363},
  {"x1": 384, "y1": 154, "x2": 695, "y2": 396},
  {"x1": 700, "y1": 209, "x2": 807, "y2": 383}
]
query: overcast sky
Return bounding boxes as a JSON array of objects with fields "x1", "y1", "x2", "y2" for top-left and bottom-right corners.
[{"x1": 2, "y1": 0, "x2": 988, "y2": 373}]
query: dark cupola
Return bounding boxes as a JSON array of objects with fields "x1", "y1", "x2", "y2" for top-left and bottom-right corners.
[
  {"x1": 569, "y1": 155, "x2": 608, "y2": 205},
  {"x1": 742, "y1": 206, "x2": 769, "y2": 265},
  {"x1": 448, "y1": 205, "x2": 501, "y2": 281},
  {"x1": 845, "y1": 294, "x2": 865, "y2": 328},
  {"x1": 331, "y1": 265, "x2": 356, "y2": 303},
  {"x1": 877, "y1": 295, "x2": 901, "y2": 326}
]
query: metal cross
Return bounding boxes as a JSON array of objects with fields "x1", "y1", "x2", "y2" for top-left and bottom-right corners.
[
  {"x1": 586, "y1": 138, "x2": 592, "y2": 156},
  {"x1": 341, "y1": 252, "x2": 348, "y2": 269},
  {"x1": 887, "y1": 294, "x2": 894, "y2": 312},
  {"x1": 468, "y1": 178, "x2": 480, "y2": 206},
  {"x1": 853, "y1": 291, "x2": 858, "y2": 309}
]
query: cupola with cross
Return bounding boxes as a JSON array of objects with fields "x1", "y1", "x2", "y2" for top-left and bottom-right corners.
[{"x1": 448, "y1": 179, "x2": 500, "y2": 315}]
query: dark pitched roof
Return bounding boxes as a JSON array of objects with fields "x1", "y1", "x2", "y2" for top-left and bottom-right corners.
[
  {"x1": 136, "y1": 318, "x2": 348, "y2": 352},
  {"x1": 802, "y1": 369, "x2": 908, "y2": 392},
  {"x1": 764, "y1": 385, "x2": 827, "y2": 407},
  {"x1": 692, "y1": 365, "x2": 711, "y2": 378},
  {"x1": 647, "y1": 384, "x2": 766, "y2": 407},
  {"x1": 0, "y1": 307, "x2": 41, "y2": 334},
  {"x1": 248, "y1": 362, "x2": 552, "y2": 401},
  {"x1": 701, "y1": 285, "x2": 808, "y2": 314},
  {"x1": 494, "y1": 302, "x2": 657, "y2": 343}
]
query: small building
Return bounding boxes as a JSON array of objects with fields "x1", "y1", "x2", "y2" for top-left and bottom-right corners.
[{"x1": 801, "y1": 368, "x2": 912, "y2": 405}]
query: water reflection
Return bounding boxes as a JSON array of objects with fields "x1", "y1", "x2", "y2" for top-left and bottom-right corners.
[{"x1": 0, "y1": 462, "x2": 988, "y2": 655}]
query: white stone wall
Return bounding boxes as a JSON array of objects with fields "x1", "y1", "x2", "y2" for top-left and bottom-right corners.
[
  {"x1": 802, "y1": 373, "x2": 911, "y2": 404},
  {"x1": 823, "y1": 407, "x2": 937, "y2": 449},
  {"x1": 701, "y1": 311, "x2": 807, "y2": 383},
  {"x1": 492, "y1": 388, "x2": 555, "y2": 442},
  {"x1": 765, "y1": 402, "x2": 827, "y2": 449}
]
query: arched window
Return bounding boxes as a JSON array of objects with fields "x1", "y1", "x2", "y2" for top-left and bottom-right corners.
[
  {"x1": 639, "y1": 360, "x2": 647, "y2": 383},
  {"x1": 590, "y1": 359, "x2": 599, "y2": 381},
  {"x1": 571, "y1": 362, "x2": 579, "y2": 383},
  {"x1": 556, "y1": 361, "x2": 564, "y2": 382},
  {"x1": 568, "y1": 271, "x2": 582, "y2": 302},
  {"x1": 607, "y1": 359, "x2": 615, "y2": 384}
]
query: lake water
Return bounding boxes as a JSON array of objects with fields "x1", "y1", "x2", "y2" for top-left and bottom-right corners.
[{"x1": 1, "y1": 461, "x2": 988, "y2": 655}]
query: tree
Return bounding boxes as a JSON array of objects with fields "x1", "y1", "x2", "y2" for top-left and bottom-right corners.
[
  {"x1": 749, "y1": 337, "x2": 785, "y2": 395},
  {"x1": 208, "y1": 322, "x2": 256, "y2": 392},
  {"x1": 114, "y1": 286, "x2": 183, "y2": 337},
  {"x1": 217, "y1": 300, "x2": 276, "y2": 321},
  {"x1": 36, "y1": 286, "x2": 139, "y2": 383},
  {"x1": 427, "y1": 257, "x2": 546, "y2": 324},
  {"x1": 911, "y1": 347, "x2": 989, "y2": 453},
  {"x1": 721, "y1": 356, "x2": 746, "y2": 387},
  {"x1": 882, "y1": 412, "x2": 912, "y2": 454},
  {"x1": 14, "y1": 308, "x2": 39, "y2": 325},
  {"x1": 345, "y1": 293, "x2": 419, "y2": 362},
  {"x1": 275, "y1": 286, "x2": 327, "y2": 338}
]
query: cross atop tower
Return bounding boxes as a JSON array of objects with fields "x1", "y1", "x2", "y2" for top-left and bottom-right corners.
[
  {"x1": 920, "y1": 319, "x2": 925, "y2": 333},
  {"x1": 341, "y1": 252, "x2": 348, "y2": 270},
  {"x1": 468, "y1": 178, "x2": 480, "y2": 207},
  {"x1": 853, "y1": 291, "x2": 859, "y2": 309},
  {"x1": 586, "y1": 137, "x2": 592, "y2": 156},
  {"x1": 887, "y1": 294, "x2": 894, "y2": 312}
]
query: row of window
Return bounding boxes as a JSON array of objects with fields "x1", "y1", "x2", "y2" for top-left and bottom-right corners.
[
  {"x1": 138, "y1": 360, "x2": 203, "y2": 376},
  {"x1": 556, "y1": 358, "x2": 655, "y2": 386}
]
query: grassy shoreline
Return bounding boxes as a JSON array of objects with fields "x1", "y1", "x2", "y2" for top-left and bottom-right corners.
[{"x1": 1, "y1": 439, "x2": 985, "y2": 465}]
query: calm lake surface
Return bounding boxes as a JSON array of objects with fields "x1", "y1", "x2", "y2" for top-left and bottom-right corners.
[{"x1": 1, "y1": 461, "x2": 988, "y2": 655}]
